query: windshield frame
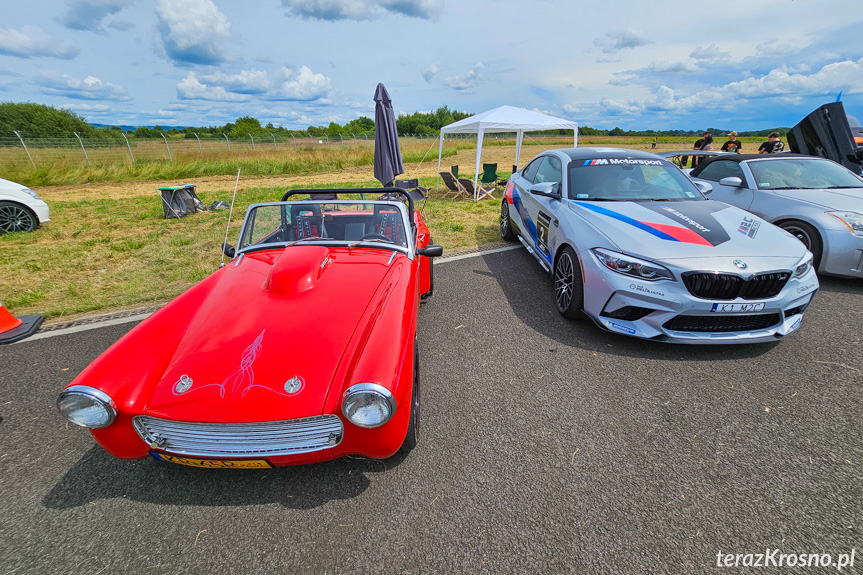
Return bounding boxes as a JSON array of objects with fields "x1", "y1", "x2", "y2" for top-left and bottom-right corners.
[
  {"x1": 235, "y1": 200, "x2": 414, "y2": 258},
  {"x1": 567, "y1": 157, "x2": 706, "y2": 202},
  {"x1": 746, "y1": 157, "x2": 863, "y2": 191}
]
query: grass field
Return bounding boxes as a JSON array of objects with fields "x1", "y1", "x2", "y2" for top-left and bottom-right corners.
[{"x1": 0, "y1": 136, "x2": 763, "y2": 322}]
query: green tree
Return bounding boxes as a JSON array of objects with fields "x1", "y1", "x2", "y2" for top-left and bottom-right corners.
[{"x1": 0, "y1": 102, "x2": 97, "y2": 138}]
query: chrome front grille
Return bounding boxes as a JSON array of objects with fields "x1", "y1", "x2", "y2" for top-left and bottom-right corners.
[{"x1": 133, "y1": 415, "x2": 344, "y2": 458}]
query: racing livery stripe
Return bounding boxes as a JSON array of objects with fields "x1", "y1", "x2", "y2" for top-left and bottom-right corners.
[
  {"x1": 640, "y1": 220, "x2": 713, "y2": 247},
  {"x1": 574, "y1": 201, "x2": 683, "y2": 243}
]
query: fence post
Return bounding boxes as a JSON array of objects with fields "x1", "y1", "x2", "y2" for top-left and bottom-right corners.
[
  {"x1": 194, "y1": 133, "x2": 202, "y2": 154},
  {"x1": 249, "y1": 133, "x2": 255, "y2": 150},
  {"x1": 339, "y1": 134, "x2": 343, "y2": 147},
  {"x1": 325, "y1": 134, "x2": 329, "y2": 145},
  {"x1": 160, "y1": 133, "x2": 172, "y2": 161},
  {"x1": 73, "y1": 132, "x2": 90, "y2": 166},
  {"x1": 223, "y1": 133, "x2": 230, "y2": 151},
  {"x1": 121, "y1": 132, "x2": 135, "y2": 165},
  {"x1": 290, "y1": 134, "x2": 295, "y2": 150},
  {"x1": 12, "y1": 131, "x2": 36, "y2": 169},
  {"x1": 272, "y1": 133, "x2": 277, "y2": 149}
]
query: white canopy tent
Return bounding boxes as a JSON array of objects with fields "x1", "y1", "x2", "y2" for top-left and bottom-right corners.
[{"x1": 437, "y1": 105, "x2": 579, "y2": 199}]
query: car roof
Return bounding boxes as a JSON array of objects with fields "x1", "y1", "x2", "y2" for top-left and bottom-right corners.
[
  {"x1": 689, "y1": 153, "x2": 824, "y2": 177},
  {"x1": 551, "y1": 147, "x2": 667, "y2": 161}
]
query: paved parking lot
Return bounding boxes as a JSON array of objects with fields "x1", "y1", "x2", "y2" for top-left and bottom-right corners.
[{"x1": 1, "y1": 247, "x2": 861, "y2": 574}]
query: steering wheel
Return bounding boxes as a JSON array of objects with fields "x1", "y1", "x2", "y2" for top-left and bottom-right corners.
[{"x1": 360, "y1": 232, "x2": 394, "y2": 243}]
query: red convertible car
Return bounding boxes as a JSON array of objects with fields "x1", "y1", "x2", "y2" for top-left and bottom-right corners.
[{"x1": 58, "y1": 189, "x2": 442, "y2": 468}]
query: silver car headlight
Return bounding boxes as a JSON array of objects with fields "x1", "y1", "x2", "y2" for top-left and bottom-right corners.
[
  {"x1": 342, "y1": 383, "x2": 396, "y2": 428},
  {"x1": 592, "y1": 248, "x2": 674, "y2": 281},
  {"x1": 21, "y1": 188, "x2": 41, "y2": 201},
  {"x1": 57, "y1": 385, "x2": 117, "y2": 429},
  {"x1": 827, "y1": 211, "x2": 863, "y2": 236},
  {"x1": 793, "y1": 253, "x2": 813, "y2": 279}
]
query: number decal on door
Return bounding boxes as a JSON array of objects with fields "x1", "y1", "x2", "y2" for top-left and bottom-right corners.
[{"x1": 536, "y1": 211, "x2": 552, "y2": 258}]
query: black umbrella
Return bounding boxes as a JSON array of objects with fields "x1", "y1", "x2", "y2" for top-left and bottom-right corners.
[{"x1": 373, "y1": 83, "x2": 404, "y2": 187}]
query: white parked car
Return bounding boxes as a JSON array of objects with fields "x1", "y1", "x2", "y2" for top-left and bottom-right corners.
[{"x1": 0, "y1": 177, "x2": 49, "y2": 234}]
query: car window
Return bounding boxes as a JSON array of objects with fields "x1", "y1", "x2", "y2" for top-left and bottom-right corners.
[
  {"x1": 696, "y1": 160, "x2": 745, "y2": 183},
  {"x1": 748, "y1": 158, "x2": 863, "y2": 190},
  {"x1": 534, "y1": 156, "x2": 562, "y2": 189},
  {"x1": 522, "y1": 158, "x2": 542, "y2": 183}
]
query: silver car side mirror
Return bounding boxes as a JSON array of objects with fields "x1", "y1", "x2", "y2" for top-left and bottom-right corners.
[
  {"x1": 693, "y1": 181, "x2": 713, "y2": 195},
  {"x1": 719, "y1": 176, "x2": 744, "y2": 188}
]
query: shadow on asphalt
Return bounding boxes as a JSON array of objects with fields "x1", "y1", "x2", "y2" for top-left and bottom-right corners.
[
  {"x1": 482, "y1": 247, "x2": 784, "y2": 361},
  {"x1": 817, "y1": 275, "x2": 863, "y2": 296},
  {"x1": 43, "y1": 446, "x2": 408, "y2": 510}
]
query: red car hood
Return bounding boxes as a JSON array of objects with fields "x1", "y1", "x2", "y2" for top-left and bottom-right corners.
[{"x1": 143, "y1": 245, "x2": 398, "y2": 423}]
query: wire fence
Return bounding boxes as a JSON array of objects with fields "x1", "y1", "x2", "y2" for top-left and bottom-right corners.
[{"x1": 0, "y1": 132, "x2": 552, "y2": 171}]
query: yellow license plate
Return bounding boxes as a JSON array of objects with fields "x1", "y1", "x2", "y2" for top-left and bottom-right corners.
[{"x1": 151, "y1": 451, "x2": 271, "y2": 469}]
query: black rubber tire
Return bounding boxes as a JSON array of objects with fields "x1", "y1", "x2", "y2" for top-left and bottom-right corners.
[
  {"x1": 421, "y1": 237, "x2": 434, "y2": 301},
  {"x1": 0, "y1": 201, "x2": 38, "y2": 234},
  {"x1": 779, "y1": 220, "x2": 822, "y2": 271},
  {"x1": 500, "y1": 199, "x2": 516, "y2": 241},
  {"x1": 554, "y1": 246, "x2": 584, "y2": 320},
  {"x1": 400, "y1": 338, "x2": 420, "y2": 453}
]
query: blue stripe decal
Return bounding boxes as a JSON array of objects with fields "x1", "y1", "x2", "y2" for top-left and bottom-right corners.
[{"x1": 574, "y1": 201, "x2": 680, "y2": 242}]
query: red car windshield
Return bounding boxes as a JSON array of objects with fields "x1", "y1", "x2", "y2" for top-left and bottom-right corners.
[{"x1": 238, "y1": 201, "x2": 410, "y2": 251}]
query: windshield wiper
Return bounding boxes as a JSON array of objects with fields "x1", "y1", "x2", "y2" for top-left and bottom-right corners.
[
  {"x1": 284, "y1": 235, "x2": 323, "y2": 248},
  {"x1": 347, "y1": 237, "x2": 395, "y2": 249},
  {"x1": 824, "y1": 185, "x2": 863, "y2": 189}
]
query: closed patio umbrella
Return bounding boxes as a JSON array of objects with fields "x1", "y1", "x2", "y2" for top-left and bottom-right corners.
[{"x1": 373, "y1": 83, "x2": 404, "y2": 187}]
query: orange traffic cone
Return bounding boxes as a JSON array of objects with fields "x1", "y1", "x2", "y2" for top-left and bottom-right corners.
[{"x1": 0, "y1": 300, "x2": 43, "y2": 344}]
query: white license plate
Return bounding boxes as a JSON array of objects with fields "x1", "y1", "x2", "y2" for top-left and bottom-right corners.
[{"x1": 710, "y1": 302, "x2": 765, "y2": 313}]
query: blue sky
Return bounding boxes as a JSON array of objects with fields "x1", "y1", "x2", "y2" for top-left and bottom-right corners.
[{"x1": 1, "y1": 0, "x2": 861, "y2": 131}]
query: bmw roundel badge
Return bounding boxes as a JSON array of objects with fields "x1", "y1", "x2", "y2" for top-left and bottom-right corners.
[{"x1": 733, "y1": 259, "x2": 747, "y2": 270}]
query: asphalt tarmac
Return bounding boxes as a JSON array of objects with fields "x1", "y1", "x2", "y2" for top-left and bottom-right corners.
[{"x1": 1, "y1": 247, "x2": 861, "y2": 574}]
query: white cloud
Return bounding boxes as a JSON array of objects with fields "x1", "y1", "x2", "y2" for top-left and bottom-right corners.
[
  {"x1": 176, "y1": 66, "x2": 332, "y2": 102},
  {"x1": 272, "y1": 66, "x2": 332, "y2": 100},
  {"x1": 0, "y1": 26, "x2": 79, "y2": 59},
  {"x1": 36, "y1": 73, "x2": 130, "y2": 100},
  {"x1": 443, "y1": 62, "x2": 483, "y2": 91},
  {"x1": 280, "y1": 0, "x2": 443, "y2": 21},
  {"x1": 198, "y1": 70, "x2": 270, "y2": 94},
  {"x1": 422, "y1": 63, "x2": 440, "y2": 84},
  {"x1": 647, "y1": 60, "x2": 699, "y2": 74},
  {"x1": 593, "y1": 29, "x2": 653, "y2": 54},
  {"x1": 690, "y1": 44, "x2": 731, "y2": 63},
  {"x1": 62, "y1": 0, "x2": 132, "y2": 32},
  {"x1": 156, "y1": 0, "x2": 231, "y2": 65},
  {"x1": 720, "y1": 58, "x2": 863, "y2": 98},
  {"x1": 177, "y1": 72, "x2": 250, "y2": 101}
]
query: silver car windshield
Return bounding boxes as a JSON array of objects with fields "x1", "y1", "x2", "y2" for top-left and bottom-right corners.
[
  {"x1": 749, "y1": 158, "x2": 863, "y2": 190},
  {"x1": 568, "y1": 160, "x2": 703, "y2": 201},
  {"x1": 237, "y1": 201, "x2": 410, "y2": 252}
]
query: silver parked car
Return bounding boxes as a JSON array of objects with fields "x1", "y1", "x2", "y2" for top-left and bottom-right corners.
[
  {"x1": 689, "y1": 154, "x2": 863, "y2": 278},
  {"x1": 499, "y1": 148, "x2": 818, "y2": 344}
]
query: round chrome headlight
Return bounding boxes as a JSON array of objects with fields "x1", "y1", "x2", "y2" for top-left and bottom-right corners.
[
  {"x1": 342, "y1": 383, "x2": 396, "y2": 428},
  {"x1": 57, "y1": 385, "x2": 117, "y2": 429}
]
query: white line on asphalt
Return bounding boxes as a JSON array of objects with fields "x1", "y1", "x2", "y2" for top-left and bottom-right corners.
[
  {"x1": 13, "y1": 313, "x2": 154, "y2": 344},
  {"x1": 436, "y1": 245, "x2": 520, "y2": 264},
  {"x1": 14, "y1": 245, "x2": 523, "y2": 343}
]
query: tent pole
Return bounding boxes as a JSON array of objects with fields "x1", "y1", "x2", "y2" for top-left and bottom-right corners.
[
  {"x1": 574, "y1": 127, "x2": 578, "y2": 148},
  {"x1": 474, "y1": 128, "x2": 484, "y2": 202},
  {"x1": 436, "y1": 133, "x2": 445, "y2": 192},
  {"x1": 515, "y1": 130, "x2": 524, "y2": 171}
]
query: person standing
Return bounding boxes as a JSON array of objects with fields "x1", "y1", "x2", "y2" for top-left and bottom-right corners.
[
  {"x1": 721, "y1": 131, "x2": 743, "y2": 153},
  {"x1": 692, "y1": 131, "x2": 713, "y2": 167},
  {"x1": 758, "y1": 132, "x2": 785, "y2": 154}
]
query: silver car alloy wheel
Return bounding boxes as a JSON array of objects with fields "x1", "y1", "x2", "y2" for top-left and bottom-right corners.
[
  {"x1": 0, "y1": 202, "x2": 37, "y2": 234},
  {"x1": 555, "y1": 251, "x2": 574, "y2": 312},
  {"x1": 500, "y1": 202, "x2": 510, "y2": 236}
]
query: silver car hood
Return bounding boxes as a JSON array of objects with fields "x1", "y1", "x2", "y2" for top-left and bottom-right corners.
[
  {"x1": 571, "y1": 199, "x2": 807, "y2": 262},
  {"x1": 771, "y1": 187, "x2": 863, "y2": 211}
]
